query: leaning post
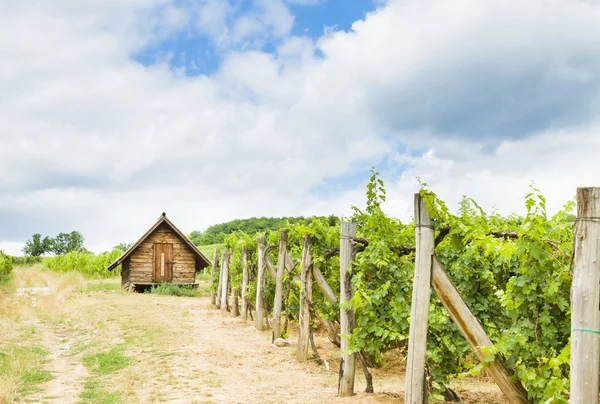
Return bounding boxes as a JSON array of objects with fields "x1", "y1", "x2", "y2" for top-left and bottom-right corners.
[
  {"x1": 241, "y1": 246, "x2": 249, "y2": 320},
  {"x1": 570, "y1": 187, "x2": 600, "y2": 404},
  {"x1": 220, "y1": 251, "x2": 230, "y2": 315},
  {"x1": 216, "y1": 249, "x2": 225, "y2": 309},
  {"x1": 255, "y1": 236, "x2": 267, "y2": 330},
  {"x1": 296, "y1": 236, "x2": 313, "y2": 361},
  {"x1": 405, "y1": 193, "x2": 435, "y2": 403},
  {"x1": 338, "y1": 222, "x2": 357, "y2": 397}
]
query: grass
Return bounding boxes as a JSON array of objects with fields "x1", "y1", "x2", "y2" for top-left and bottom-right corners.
[
  {"x1": 146, "y1": 283, "x2": 210, "y2": 298},
  {"x1": 81, "y1": 344, "x2": 131, "y2": 403},
  {"x1": 0, "y1": 345, "x2": 54, "y2": 402},
  {"x1": 83, "y1": 281, "x2": 122, "y2": 293}
]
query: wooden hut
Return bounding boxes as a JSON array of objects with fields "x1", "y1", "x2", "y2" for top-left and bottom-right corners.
[{"x1": 108, "y1": 213, "x2": 211, "y2": 291}]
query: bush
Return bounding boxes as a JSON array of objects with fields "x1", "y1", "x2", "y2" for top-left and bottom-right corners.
[
  {"x1": 10, "y1": 256, "x2": 42, "y2": 266},
  {"x1": 0, "y1": 254, "x2": 13, "y2": 282},
  {"x1": 146, "y1": 283, "x2": 208, "y2": 298},
  {"x1": 43, "y1": 249, "x2": 122, "y2": 279}
]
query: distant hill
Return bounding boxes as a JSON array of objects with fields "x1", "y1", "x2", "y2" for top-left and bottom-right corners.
[{"x1": 189, "y1": 216, "x2": 338, "y2": 246}]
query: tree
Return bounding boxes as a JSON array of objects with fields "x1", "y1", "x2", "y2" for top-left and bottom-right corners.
[
  {"x1": 23, "y1": 234, "x2": 47, "y2": 256},
  {"x1": 52, "y1": 231, "x2": 85, "y2": 255}
]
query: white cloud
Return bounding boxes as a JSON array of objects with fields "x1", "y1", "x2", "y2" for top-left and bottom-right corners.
[{"x1": 1, "y1": 0, "x2": 600, "y2": 255}]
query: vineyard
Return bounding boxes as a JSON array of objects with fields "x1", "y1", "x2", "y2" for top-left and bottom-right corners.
[{"x1": 206, "y1": 171, "x2": 579, "y2": 403}]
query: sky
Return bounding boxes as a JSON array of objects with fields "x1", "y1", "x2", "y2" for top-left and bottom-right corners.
[{"x1": 1, "y1": 0, "x2": 600, "y2": 255}]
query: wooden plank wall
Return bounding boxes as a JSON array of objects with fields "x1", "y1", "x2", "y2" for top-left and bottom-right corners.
[
  {"x1": 128, "y1": 223, "x2": 196, "y2": 284},
  {"x1": 121, "y1": 259, "x2": 131, "y2": 289}
]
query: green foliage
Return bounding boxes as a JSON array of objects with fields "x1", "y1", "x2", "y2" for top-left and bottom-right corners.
[
  {"x1": 9, "y1": 256, "x2": 43, "y2": 266},
  {"x1": 0, "y1": 254, "x2": 13, "y2": 282},
  {"x1": 189, "y1": 215, "x2": 338, "y2": 246},
  {"x1": 43, "y1": 249, "x2": 122, "y2": 279},
  {"x1": 348, "y1": 171, "x2": 573, "y2": 402},
  {"x1": 0, "y1": 345, "x2": 53, "y2": 398},
  {"x1": 146, "y1": 283, "x2": 209, "y2": 297},
  {"x1": 23, "y1": 231, "x2": 86, "y2": 256}
]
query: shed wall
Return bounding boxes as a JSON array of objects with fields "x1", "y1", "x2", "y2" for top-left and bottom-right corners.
[{"x1": 127, "y1": 223, "x2": 196, "y2": 284}]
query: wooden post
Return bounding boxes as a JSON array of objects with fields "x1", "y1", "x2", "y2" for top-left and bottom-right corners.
[
  {"x1": 571, "y1": 187, "x2": 600, "y2": 404},
  {"x1": 432, "y1": 256, "x2": 530, "y2": 403},
  {"x1": 265, "y1": 257, "x2": 278, "y2": 279},
  {"x1": 297, "y1": 236, "x2": 313, "y2": 361},
  {"x1": 232, "y1": 288, "x2": 240, "y2": 316},
  {"x1": 255, "y1": 236, "x2": 267, "y2": 331},
  {"x1": 210, "y1": 248, "x2": 218, "y2": 305},
  {"x1": 338, "y1": 222, "x2": 357, "y2": 397},
  {"x1": 272, "y1": 230, "x2": 288, "y2": 342},
  {"x1": 405, "y1": 193, "x2": 435, "y2": 403},
  {"x1": 313, "y1": 264, "x2": 337, "y2": 306},
  {"x1": 216, "y1": 249, "x2": 225, "y2": 309},
  {"x1": 241, "y1": 246, "x2": 249, "y2": 321},
  {"x1": 220, "y1": 251, "x2": 230, "y2": 315}
]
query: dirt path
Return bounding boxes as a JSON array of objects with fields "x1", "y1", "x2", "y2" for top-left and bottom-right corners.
[{"x1": 5, "y1": 270, "x2": 509, "y2": 404}]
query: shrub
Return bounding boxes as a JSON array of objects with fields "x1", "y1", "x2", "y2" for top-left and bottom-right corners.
[
  {"x1": 0, "y1": 255, "x2": 13, "y2": 282},
  {"x1": 146, "y1": 283, "x2": 208, "y2": 298},
  {"x1": 43, "y1": 249, "x2": 122, "y2": 279}
]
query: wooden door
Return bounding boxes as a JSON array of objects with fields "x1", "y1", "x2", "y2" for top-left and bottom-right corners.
[{"x1": 153, "y1": 243, "x2": 174, "y2": 283}]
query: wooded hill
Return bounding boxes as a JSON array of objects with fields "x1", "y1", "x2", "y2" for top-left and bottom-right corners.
[{"x1": 189, "y1": 215, "x2": 338, "y2": 246}]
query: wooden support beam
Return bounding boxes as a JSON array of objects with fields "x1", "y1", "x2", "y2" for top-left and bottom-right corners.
[
  {"x1": 241, "y1": 246, "x2": 249, "y2": 321},
  {"x1": 432, "y1": 256, "x2": 530, "y2": 404},
  {"x1": 338, "y1": 222, "x2": 357, "y2": 397},
  {"x1": 216, "y1": 249, "x2": 225, "y2": 309},
  {"x1": 571, "y1": 187, "x2": 600, "y2": 404},
  {"x1": 210, "y1": 248, "x2": 218, "y2": 305},
  {"x1": 285, "y1": 251, "x2": 296, "y2": 273},
  {"x1": 265, "y1": 256, "x2": 278, "y2": 279},
  {"x1": 405, "y1": 193, "x2": 435, "y2": 403},
  {"x1": 220, "y1": 250, "x2": 231, "y2": 315},
  {"x1": 255, "y1": 236, "x2": 267, "y2": 331},
  {"x1": 272, "y1": 230, "x2": 288, "y2": 342},
  {"x1": 297, "y1": 236, "x2": 313, "y2": 362},
  {"x1": 313, "y1": 264, "x2": 338, "y2": 306}
]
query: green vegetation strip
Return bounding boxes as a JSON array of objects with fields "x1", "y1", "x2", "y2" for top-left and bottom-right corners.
[
  {"x1": 80, "y1": 344, "x2": 130, "y2": 403},
  {"x1": 0, "y1": 345, "x2": 54, "y2": 401}
]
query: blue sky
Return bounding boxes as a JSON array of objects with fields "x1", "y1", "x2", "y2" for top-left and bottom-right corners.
[
  {"x1": 134, "y1": 0, "x2": 378, "y2": 75},
  {"x1": 1, "y1": 0, "x2": 600, "y2": 254}
]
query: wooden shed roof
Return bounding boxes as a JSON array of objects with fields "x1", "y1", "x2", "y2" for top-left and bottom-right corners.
[{"x1": 108, "y1": 213, "x2": 211, "y2": 271}]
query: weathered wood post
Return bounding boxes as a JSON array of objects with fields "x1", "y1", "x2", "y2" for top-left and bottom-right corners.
[
  {"x1": 216, "y1": 249, "x2": 225, "y2": 309},
  {"x1": 255, "y1": 236, "x2": 267, "y2": 330},
  {"x1": 405, "y1": 193, "x2": 435, "y2": 403},
  {"x1": 338, "y1": 222, "x2": 357, "y2": 397},
  {"x1": 571, "y1": 187, "x2": 600, "y2": 404},
  {"x1": 210, "y1": 248, "x2": 218, "y2": 305},
  {"x1": 272, "y1": 230, "x2": 288, "y2": 342},
  {"x1": 241, "y1": 246, "x2": 249, "y2": 320},
  {"x1": 220, "y1": 251, "x2": 230, "y2": 315},
  {"x1": 432, "y1": 257, "x2": 530, "y2": 403},
  {"x1": 297, "y1": 236, "x2": 313, "y2": 361}
]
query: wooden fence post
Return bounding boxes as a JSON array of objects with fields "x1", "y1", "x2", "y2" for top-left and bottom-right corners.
[
  {"x1": 405, "y1": 193, "x2": 435, "y2": 403},
  {"x1": 241, "y1": 246, "x2": 249, "y2": 320},
  {"x1": 338, "y1": 222, "x2": 357, "y2": 397},
  {"x1": 297, "y1": 236, "x2": 313, "y2": 361},
  {"x1": 220, "y1": 251, "x2": 230, "y2": 315},
  {"x1": 255, "y1": 236, "x2": 267, "y2": 331},
  {"x1": 210, "y1": 248, "x2": 218, "y2": 305},
  {"x1": 571, "y1": 187, "x2": 600, "y2": 404},
  {"x1": 272, "y1": 230, "x2": 288, "y2": 342},
  {"x1": 432, "y1": 257, "x2": 530, "y2": 403},
  {"x1": 216, "y1": 250, "x2": 225, "y2": 309}
]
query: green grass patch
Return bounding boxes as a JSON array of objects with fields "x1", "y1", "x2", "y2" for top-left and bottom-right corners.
[
  {"x1": 146, "y1": 283, "x2": 209, "y2": 298},
  {"x1": 82, "y1": 345, "x2": 130, "y2": 376},
  {"x1": 83, "y1": 282, "x2": 122, "y2": 293},
  {"x1": 81, "y1": 344, "x2": 130, "y2": 403},
  {"x1": 0, "y1": 345, "x2": 54, "y2": 399}
]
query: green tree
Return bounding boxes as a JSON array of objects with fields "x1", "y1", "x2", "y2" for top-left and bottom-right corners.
[
  {"x1": 23, "y1": 234, "x2": 47, "y2": 256},
  {"x1": 52, "y1": 231, "x2": 85, "y2": 255}
]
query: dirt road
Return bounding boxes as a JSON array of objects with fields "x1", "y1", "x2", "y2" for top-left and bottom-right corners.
[{"x1": 2, "y1": 269, "x2": 508, "y2": 404}]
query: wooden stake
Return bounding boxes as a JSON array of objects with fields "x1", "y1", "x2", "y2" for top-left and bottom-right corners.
[
  {"x1": 241, "y1": 246, "x2": 249, "y2": 321},
  {"x1": 338, "y1": 222, "x2": 357, "y2": 397},
  {"x1": 216, "y1": 249, "x2": 225, "y2": 309},
  {"x1": 432, "y1": 256, "x2": 530, "y2": 403},
  {"x1": 255, "y1": 236, "x2": 267, "y2": 331},
  {"x1": 297, "y1": 236, "x2": 313, "y2": 362},
  {"x1": 571, "y1": 187, "x2": 600, "y2": 404},
  {"x1": 313, "y1": 264, "x2": 337, "y2": 306},
  {"x1": 405, "y1": 193, "x2": 435, "y2": 403},
  {"x1": 210, "y1": 248, "x2": 218, "y2": 305},
  {"x1": 272, "y1": 230, "x2": 288, "y2": 342},
  {"x1": 220, "y1": 251, "x2": 230, "y2": 315}
]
